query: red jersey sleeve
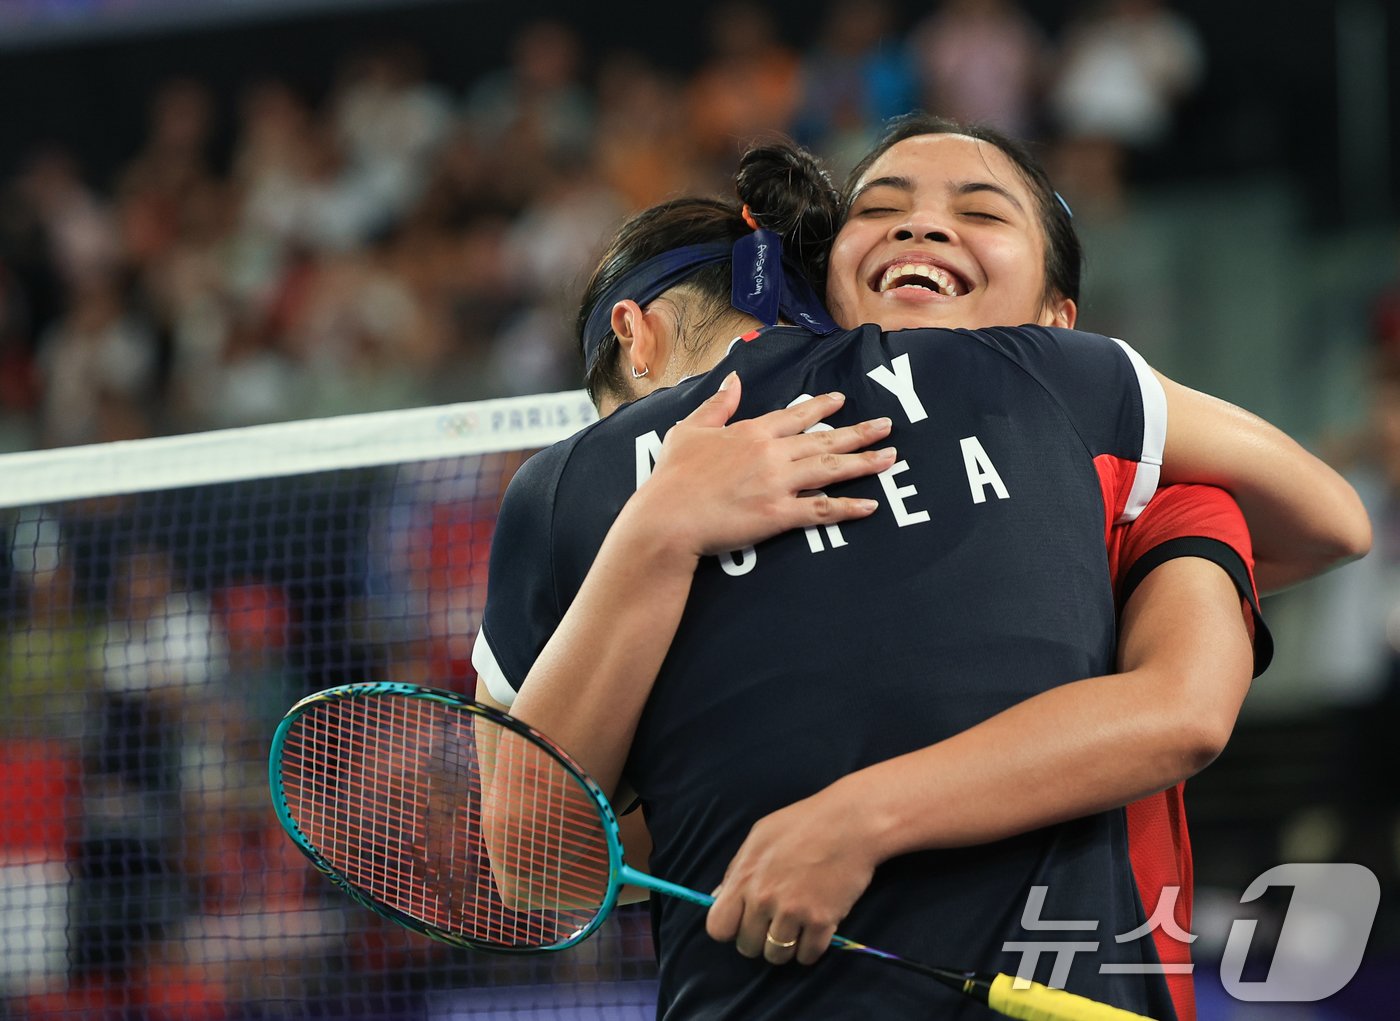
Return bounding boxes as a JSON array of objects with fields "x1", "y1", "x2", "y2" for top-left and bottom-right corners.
[
  {"x1": 1109, "y1": 483, "x2": 1273, "y2": 1021},
  {"x1": 1106, "y1": 483, "x2": 1272, "y2": 676}
]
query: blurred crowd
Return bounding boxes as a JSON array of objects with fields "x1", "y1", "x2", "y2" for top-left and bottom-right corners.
[{"x1": 0, "y1": 0, "x2": 1212, "y2": 454}]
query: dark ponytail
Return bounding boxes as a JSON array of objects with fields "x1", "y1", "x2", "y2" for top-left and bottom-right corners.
[
  {"x1": 577, "y1": 140, "x2": 840, "y2": 407},
  {"x1": 734, "y1": 142, "x2": 841, "y2": 300}
]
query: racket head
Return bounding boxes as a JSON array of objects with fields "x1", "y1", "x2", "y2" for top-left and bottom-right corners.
[{"x1": 268, "y1": 682, "x2": 627, "y2": 953}]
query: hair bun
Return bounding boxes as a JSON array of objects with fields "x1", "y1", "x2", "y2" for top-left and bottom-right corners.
[{"x1": 735, "y1": 141, "x2": 840, "y2": 294}]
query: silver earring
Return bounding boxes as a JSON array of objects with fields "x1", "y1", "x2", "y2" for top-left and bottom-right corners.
[{"x1": 631, "y1": 364, "x2": 649, "y2": 379}]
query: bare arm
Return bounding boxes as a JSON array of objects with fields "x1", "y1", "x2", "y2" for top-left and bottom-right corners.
[
  {"x1": 1158, "y1": 372, "x2": 1371, "y2": 592},
  {"x1": 707, "y1": 555, "x2": 1254, "y2": 964}
]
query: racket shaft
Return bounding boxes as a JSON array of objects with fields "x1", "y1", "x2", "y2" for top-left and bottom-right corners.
[
  {"x1": 622, "y1": 875, "x2": 1158, "y2": 1020},
  {"x1": 616, "y1": 863, "x2": 715, "y2": 909}
]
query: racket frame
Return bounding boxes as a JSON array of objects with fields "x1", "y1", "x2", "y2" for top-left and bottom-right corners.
[
  {"x1": 268, "y1": 680, "x2": 631, "y2": 953},
  {"x1": 270, "y1": 684, "x2": 1160, "y2": 1021}
]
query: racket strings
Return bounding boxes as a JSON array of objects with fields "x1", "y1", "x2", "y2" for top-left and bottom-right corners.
[{"x1": 279, "y1": 696, "x2": 612, "y2": 947}]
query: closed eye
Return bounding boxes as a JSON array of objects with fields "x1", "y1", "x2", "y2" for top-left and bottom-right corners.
[
  {"x1": 856, "y1": 206, "x2": 900, "y2": 217},
  {"x1": 964, "y1": 211, "x2": 1005, "y2": 222}
]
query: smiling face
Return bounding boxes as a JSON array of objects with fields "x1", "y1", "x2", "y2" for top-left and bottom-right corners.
[{"x1": 826, "y1": 133, "x2": 1076, "y2": 334}]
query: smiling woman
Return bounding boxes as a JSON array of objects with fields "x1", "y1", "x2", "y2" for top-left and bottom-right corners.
[
  {"x1": 818, "y1": 112, "x2": 1368, "y2": 594},
  {"x1": 828, "y1": 120, "x2": 1081, "y2": 336}
]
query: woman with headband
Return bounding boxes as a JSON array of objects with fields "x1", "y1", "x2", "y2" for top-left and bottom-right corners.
[{"x1": 472, "y1": 139, "x2": 1364, "y2": 1020}]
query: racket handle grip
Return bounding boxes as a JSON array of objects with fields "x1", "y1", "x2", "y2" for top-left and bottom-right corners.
[{"x1": 987, "y1": 974, "x2": 1161, "y2": 1021}]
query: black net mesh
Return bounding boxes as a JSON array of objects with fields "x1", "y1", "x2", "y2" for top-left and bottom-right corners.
[{"x1": 0, "y1": 397, "x2": 659, "y2": 1020}]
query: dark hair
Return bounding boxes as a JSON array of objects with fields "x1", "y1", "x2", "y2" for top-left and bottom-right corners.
[
  {"x1": 842, "y1": 112, "x2": 1082, "y2": 309},
  {"x1": 577, "y1": 142, "x2": 840, "y2": 405}
]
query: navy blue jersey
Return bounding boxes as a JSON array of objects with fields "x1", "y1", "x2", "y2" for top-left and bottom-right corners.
[{"x1": 473, "y1": 324, "x2": 1174, "y2": 1020}]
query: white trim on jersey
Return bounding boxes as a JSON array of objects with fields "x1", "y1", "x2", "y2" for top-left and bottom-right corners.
[
  {"x1": 470, "y1": 631, "x2": 518, "y2": 707},
  {"x1": 1112, "y1": 339, "x2": 1167, "y2": 523}
]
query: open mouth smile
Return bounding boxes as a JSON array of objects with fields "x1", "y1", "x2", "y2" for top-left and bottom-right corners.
[{"x1": 872, "y1": 260, "x2": 971, "y2": 298}]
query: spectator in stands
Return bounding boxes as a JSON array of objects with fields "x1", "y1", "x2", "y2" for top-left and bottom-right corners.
[
  {"x1": 489, "y1": 161, "x2": 624, "y2": 396},
  {"x1": 91, "y1": 543, "x2": 223, "y2": 795},
  {"x1": 117, "y1": 78, "x2": 219, "y2": 280},
  {"x1": 593, "y1": 52, "x2": 705, "y2": 211},
  {"x1": 170, "y1": 581, "x2": 308, "y2": 983},
  {"x1": 1, "y1": 511, "x2": 102, "y2": 740},
  {"x1": 72, "y1": 543, "x2": 225, "y2": 987},
  {"x1": 229, "y1": 70, "x2": 397, "y2": 256},
  {"x1": 119, "y1": 78, "x2": 217, "y2": 207},
  {"x1": 328, "y1": 42, "x2": 454, "y2": 236},
  {"x1": 35, "y1": 270, "x2": 160, "y2": 448},
  {"x1": 142, "y1": 178, "x2": 240, "y2": 433},
  {"x1": 793, "y1": 0, "x2": 917, "y2": 176},
  {"x1": 907, "y1": 0, "x2": 1049, "y2": 141},
  {"x1": 232, "y1": 78, "x2": 324, "y2": 255},
  {"x1": 277, "y1": 243, "x2": 428, "y2": 418},
  {"x1": 464, "y1": 19, "x2": 595, "y2": 193},
  {"x1": 11, "y1": 146, "x2": 121, "y2": 295},
  {"x1": 410, "y1": 124, "x2": 520, "y2": 229},
  {"x1": 192, "y1": 308, "x2": 301, "y2": 430},
  {"x1": 1047, "y1": 0, "x2": 1206, "y2": 214},
  {"x1": 685, "y1": 2, "x2": 801, "y2": 179}
]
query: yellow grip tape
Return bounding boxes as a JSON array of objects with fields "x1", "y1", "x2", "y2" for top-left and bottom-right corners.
[{"x1": 987, "y1": 974, "x2": 1160, "y2": 1021}]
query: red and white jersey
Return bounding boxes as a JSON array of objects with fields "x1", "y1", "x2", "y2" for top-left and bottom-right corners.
[{"x1": 1109, "y1": 483, "x2": 1272, "y2": 1021}]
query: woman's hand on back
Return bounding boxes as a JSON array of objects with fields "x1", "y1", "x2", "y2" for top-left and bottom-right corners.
[{"x1": 628, "y1": 371, "x2": 895, "y2": 558}]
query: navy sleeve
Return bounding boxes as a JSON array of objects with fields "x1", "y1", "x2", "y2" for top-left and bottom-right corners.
[
  {"x1": 471, "y1": 442, "x2": 571, "y2": 705},
  {"x1": 979, "y1": 326, "x2": 1166, "y2": 522}
]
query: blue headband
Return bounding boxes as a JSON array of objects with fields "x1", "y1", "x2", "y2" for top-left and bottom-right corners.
[{"x1": 581, "y1": 228, "x2": 838, "y2": 376}]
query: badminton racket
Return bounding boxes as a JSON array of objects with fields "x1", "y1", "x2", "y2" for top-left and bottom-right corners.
[{"x1": 269, "y1": 682, "x2": 1156, "y2": 1021}]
